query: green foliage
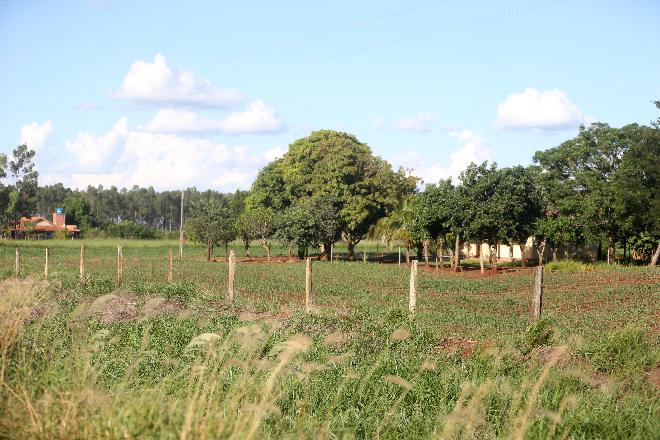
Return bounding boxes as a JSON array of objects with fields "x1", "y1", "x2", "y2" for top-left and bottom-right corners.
[
  {"x1": 105, "y1": 220, "x2": 156, "y2": 239},
  {"x1": 520, "y1": 318, "x2": 554, "y2": 354},
  {"x1": 250, "y1": 130, "x2": 417, "y2": 258},
  {"x1": 275, "y1": 205, "x2": 327, "y2": 258},
  {"x1": 185, "y1": 198, "x2": 237, "y2": 260},
  {"x1": 586, "y1": 327, "x2": 656, "y2": 374},
  {"x1": 629, "y1": 232, "x2": 658, "y2": 260},
  {"x1": 533, "y1": 121, "x2": 658, "y2": 261},
  {"x1": 63, "y1": 195, "x2": 94, "y2": 231}
]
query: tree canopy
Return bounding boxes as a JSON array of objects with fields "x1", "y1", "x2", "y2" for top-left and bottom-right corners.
[{"x1": 247, "y1": 130, "x2": 417, "y2": 259}]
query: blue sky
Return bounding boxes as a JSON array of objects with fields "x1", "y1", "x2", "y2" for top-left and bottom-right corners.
[{"x1": 1, "y1": 0, "x2": 659, "y2": 191}]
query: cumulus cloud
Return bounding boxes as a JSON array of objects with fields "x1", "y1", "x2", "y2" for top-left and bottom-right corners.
[
  {"x1": 495, "y1": 88, "x2": 590, "y2": 131},
  {"x1": 36, "y1": 118, "x2": 275, "y2": 191},
  {"x1": 393, "y1": 129, "x2": 492, "y2": 184},
  {"x1": 396, "y1": 112, "x2": 436, "y2": 132},
  {"x1": 263, "y1": 145, "x2": 285, "y2": 162},
  {"x1": 114, "y1": 53, "x2": 243, "y2": 108},
  {"x1": 19, "y1": 121, "x2": 54, "y2": 151},
  {"x1": 144, "y1": 101, "x2": 285, "y2": 135},
  {"x1": 65, "y1": 117, "x2": 128, "y2": 168}
]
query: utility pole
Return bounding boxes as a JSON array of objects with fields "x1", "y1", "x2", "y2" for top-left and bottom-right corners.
[{"x1": 179, "y1": 190, "x2": 184, "y2": 261}]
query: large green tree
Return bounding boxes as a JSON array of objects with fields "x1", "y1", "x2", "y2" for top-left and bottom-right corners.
[
  {"x1": 248, "y1": 130, "x2": 417, "y2": 260},
  {"x1": 534, "y1": 123, "x2": 646, "y2": 263}
]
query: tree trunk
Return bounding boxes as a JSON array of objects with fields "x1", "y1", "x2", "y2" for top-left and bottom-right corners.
[
  {"x1": 538, "y1": 239, "x2": 546, "y2": 266},
  {"x1": 650, "y1": 240, "x2": 660, "y2": 266},
  {"x1": 520, "y1": 243, "x2": 527, "y2": 268},
  {"x1": 454, "y1": 234, "x2": 461, "y2": 272},
  {"x1": 490, "y1": 241, "x2": 498, "y2": 273},
  {"x1": 347, "y1": 241, "x2": 356, "y2": 261},
  {"x1": 322, "y1": 242, "x2": 332, "y2": 261},
  {"x1": 297, "y1": 247, "x2": 306, "y2": 260},
  {"x1": 479, "y1": 242, "x2": 484, "y2": 274},
  {"x1": 244, "y1": 239, "x2": 250, "y2": 257},
  {"x1": 423, "y1": 239, "x2": 430, "y2": 266},
  {"x1": 607, "y1": 236, "x2": 615, "y2": 264},
  {"x1": 225, "y1": 244, "x2": 229, "y2": 262},
  {"x1": 261, "y1": 240, "x2": 271, "y2": 261},
  {"x1": 439, "y1": 239, "x2": 445, "y2": 268},
  {"x1": 206, "y1": 241, "x2": 213, "y2": 262},
  {"x1": 509, "y1": 244, "x2": 515, "y2": 266},
  {"x1": 406, "y1": 245, "x2": 410, "y2": 264},
  {"x1": 552, "y1": 247, "x2": 558, "y2": 262}
]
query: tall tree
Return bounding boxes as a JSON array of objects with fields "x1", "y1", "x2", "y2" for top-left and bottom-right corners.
[
  {"x1": 7, "y1": 145, "x2": 39, "y2": 234},
  {"x1": 534, "y1": 123, "x2": 645, "y2": 263},
  {"x1": 249, "y1": 130, "x2": 416, "y2": 260}
]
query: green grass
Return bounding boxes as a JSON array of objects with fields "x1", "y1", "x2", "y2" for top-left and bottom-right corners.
[{"x1": 0, "y1": 240, "x2": 658, "y2": 439}]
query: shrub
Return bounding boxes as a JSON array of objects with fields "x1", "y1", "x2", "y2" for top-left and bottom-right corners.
[{"x1": 520, "y1": 318, "x2": 554, "y2": 354}]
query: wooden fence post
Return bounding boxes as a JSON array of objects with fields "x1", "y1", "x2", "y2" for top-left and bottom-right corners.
[
  {"x1": 305, "y1": 257, "x2": 313, "y2": 312},
  {"x1": 330, "y1": 244, "x2": 334, "y2": 262},
  {"x1": 117, "y1": 246, "x2": 123, "y2": 288},
  {"x1": 532, "y1": 265, "x2": 544, "y2": 319},
  {"x1": 363, "y1": 243, "x2": 367, "y2": 263},
  {"x1": 44, "y1": 247, "x2": 49, "y2": 278},
  {"x1": 79, "y1": 242, "x2": 85, "y2": 282},
  {"x1": 398, "y1": 246, "x2": 401, "y2": 267},
  {"x1": 167, "y1": 249, "x2": 173, "y2": 283},
  {"x1": 15, "y1": 246, "x2": 20, "y2": 276},
  {"x1": 227, "y1": 250, "x2": 236, "y2": 303},
  {"x1": 409, "y1": 260, "x2": 418, "y2": 318}
]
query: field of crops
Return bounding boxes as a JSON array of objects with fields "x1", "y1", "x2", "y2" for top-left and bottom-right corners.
[{"x1": 0, "y1": 240, "x2": 658, "y2": 439}]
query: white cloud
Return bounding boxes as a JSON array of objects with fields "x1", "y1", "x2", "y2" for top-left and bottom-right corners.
[
  {"x1": 65, "y1": 117, "x2": 128, "y2": 168},
  {"x1": 114, "y1": 53, "x2": 243, "y2": 108},
  {"x1": 19, "y1": 121, "x2": 54, "y2": 151},
  {"x1": 495, "y1": 88, "x2": 588, "y2": 131},
  {"x1": 219, "y1": 101, "x2": 285, "y2": 134},
  {"x1": 396, "y1": 112, "x2": 436, "y2": 132},
  {"x1": 263, "y1": 145, "x2": 285, "y2": 162},
  {"x1": 144, "y1": 100, "x2": 285, "y2": 135},
  {"x1": 372, "y1": 116, "x2": 384, "y2": 128},
  {"x1": 392, "y1": 129, "x2": 491, "y2": 184}
]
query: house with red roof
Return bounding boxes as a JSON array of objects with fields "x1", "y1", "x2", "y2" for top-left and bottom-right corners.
[{"x1": 13, "y1": 208, "x2": 80, "y2": 239}]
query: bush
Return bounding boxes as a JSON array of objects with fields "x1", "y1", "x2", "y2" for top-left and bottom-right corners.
[
  {"x1": 545, "y1": 260, "x2": 591, "y2": 272},
  {"x1": 104, "y1": 221, "x2": 156, "y2": 239},
  {"x1": 520, "y1": 318, "x2": 554, "y2": 354}
]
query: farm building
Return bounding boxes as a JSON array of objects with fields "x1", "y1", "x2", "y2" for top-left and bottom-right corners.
[{"x1": 12, "y1": 208, "x2": 80, "y2": 239}]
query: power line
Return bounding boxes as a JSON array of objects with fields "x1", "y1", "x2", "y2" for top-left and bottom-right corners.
[
  {"x1": 187, "y1": 0, "x2": 451, "y2": 74},
  {"x1": 232, "y1": 0, "x2": 568, "y2": 81},
  {"x1": 1, "y1": 0, "x2": 451, "y2": 123},
  {"x1": 0, "y1": 0, "x2": 569, "y2": 127}
]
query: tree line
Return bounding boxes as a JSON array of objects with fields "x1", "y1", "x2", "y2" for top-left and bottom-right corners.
[{"x1": 2, "y1": 103, "x2": 658, "y2": 264}]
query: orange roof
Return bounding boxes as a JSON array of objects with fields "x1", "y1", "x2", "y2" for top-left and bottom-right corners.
[{"x1": 15, "y1": 216, "x2": 79, "y2": 233}]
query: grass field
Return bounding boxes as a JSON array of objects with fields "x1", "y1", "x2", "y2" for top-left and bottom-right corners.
[{"x1": 0, "y1": 239, "x2": 658, "y2": 439}]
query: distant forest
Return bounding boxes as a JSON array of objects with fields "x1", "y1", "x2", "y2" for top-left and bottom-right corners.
[{"x1": 33, "y1": 185, "x2": 246, "y2": 239}]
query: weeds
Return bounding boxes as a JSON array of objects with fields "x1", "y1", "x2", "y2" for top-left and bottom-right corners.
[{"x1": 0, "y1": 241, "x2": 657, "y2": 438}]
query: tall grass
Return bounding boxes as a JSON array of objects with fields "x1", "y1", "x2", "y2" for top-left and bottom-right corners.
[{"x1": 1, "y1": 274, "x2": 658, "y2": 439}]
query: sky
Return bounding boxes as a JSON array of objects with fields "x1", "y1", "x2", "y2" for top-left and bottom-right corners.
[{"x1": 1, "y1": 0, "x2": 659, "y2": 192}]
